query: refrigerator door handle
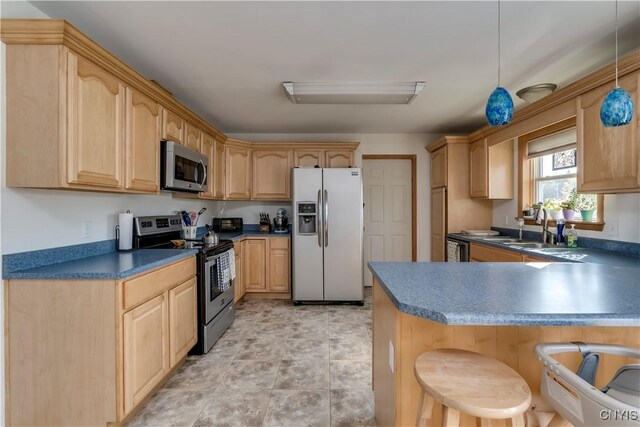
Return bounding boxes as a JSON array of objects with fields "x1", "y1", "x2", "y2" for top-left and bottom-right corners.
[
  {"x1": 324, "y1": 189, "x2": 329, "y2": 247},
  {"x1": 317, "y1": 189, "x2": 323, "y2": 247}
]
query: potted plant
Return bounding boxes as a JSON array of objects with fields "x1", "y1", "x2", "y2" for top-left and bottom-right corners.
[
  {"x1": 577, "y1": 193, "x2": 597, "y2": 221},
  {"x1": 560, "y1": 189, "x2": 579, "y2": 220},
  {"x1": 532, "y1": 202, "x2": 542, "y2": 220},
  {"x1": 543, "y1": 199, "x2": 563, "y2": 220}
]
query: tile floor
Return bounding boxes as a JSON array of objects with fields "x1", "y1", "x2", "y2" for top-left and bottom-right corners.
[{"x1": 127, "y1": 289, "x2": 375, "y2": 427}]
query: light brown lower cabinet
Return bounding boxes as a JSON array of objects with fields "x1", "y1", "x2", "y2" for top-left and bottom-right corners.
[
  {"x1": 233, "y1": 241, "x2": 245, "y2": 303},
  {"x1": 470, "y1": 243, "x2": 524, "y2": 262},
  {"x1": 469, "y1": 243, "x2": 557, "y2": 263},
  {"x1": 243, "y1": 237, "x2": 290, "y2": 295},
  {"x1": 123, "y1": 293, "x2": 169, "y2": 414},
  {"x1": 4, "y1": 256, "x2": 197, "y2": 426}
]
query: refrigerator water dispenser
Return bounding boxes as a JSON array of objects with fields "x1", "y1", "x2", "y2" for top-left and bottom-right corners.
[{"x1": 297, "y1": 202, "x2": 317, "y2": 235}]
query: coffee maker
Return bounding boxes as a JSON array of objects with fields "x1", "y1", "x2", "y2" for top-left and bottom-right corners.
[{"x1": 273, "y1": 208, "x2": 289, "y2": 233}]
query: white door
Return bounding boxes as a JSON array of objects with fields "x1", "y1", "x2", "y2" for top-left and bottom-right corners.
[{"x1": 363, "y1": 159, "x2": 413, "y2": 287}]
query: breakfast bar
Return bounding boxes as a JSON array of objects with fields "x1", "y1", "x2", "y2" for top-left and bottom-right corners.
[{"x1": 368, "y1": 262, "x2": 640, "y2": 427}]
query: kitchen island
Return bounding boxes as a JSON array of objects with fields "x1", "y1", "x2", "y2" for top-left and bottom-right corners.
[{"x1": 368, "y1": 262, "x2": 640, "y2": 427}]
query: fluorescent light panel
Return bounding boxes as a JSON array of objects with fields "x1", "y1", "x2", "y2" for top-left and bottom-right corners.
[{"x1": 283, "y1": 81, "x2": 426, "y2": 105}]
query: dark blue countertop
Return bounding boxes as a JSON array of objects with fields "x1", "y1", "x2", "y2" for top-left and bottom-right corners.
[
  {"x1": 368, "y1": 262, "x2": 640, "y2": 327},
  {"x1": 449, "y1": 233, "x2": 639, "y2": 268},
  {"x1": 4, "y1": 249, "x2": 198, "y2": 280}
]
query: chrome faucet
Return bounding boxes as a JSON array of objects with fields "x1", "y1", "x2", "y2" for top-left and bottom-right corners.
[{"x1": 535, "y1": 208, "x2": 557, "y2": 245}]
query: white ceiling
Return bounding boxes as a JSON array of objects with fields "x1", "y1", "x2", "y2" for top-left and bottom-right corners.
[{"x1": 26, "y1": 1, "x2": 640, "y2": 134}]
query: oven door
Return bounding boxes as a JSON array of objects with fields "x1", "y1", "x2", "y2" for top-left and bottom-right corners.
[
  {"x1": 162, "y1": 140, "x2": 208, "y2": 193},
  {"x1": 203, "y1": 253, "x2": 233, "y2": 323}
]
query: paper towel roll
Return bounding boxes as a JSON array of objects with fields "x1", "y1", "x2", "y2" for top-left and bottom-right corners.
[{"x1": 118, "y1": 212, "x2": 133, "y2": 251}]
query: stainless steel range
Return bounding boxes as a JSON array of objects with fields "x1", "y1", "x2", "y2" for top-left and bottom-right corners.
[{"x1": 133, "y1": 214, "x2": 235, "y2": 354}]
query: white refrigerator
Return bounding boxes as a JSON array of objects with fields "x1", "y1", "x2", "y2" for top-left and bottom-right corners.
[{"x1": 292, "y1": 168, "x2": 364, "y2": 303}]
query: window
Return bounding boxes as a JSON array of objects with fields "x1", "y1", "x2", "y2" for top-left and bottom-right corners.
[{"x1": 518, "y1": 118, "x2": 604, "y2": 231}]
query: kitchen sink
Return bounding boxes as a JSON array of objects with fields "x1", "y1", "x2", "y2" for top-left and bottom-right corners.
[
  {"x1": 506, "y1": 242, "x2": 548, "y2": 249},
  {"x1": 481, "y1": 237, "x2": 522, "y2": 243}
]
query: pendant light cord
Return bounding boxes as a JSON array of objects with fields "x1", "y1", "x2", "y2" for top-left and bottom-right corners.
[
  {"x1": 498, "y1": 0, "x2": 501, "y2": 87},
  {"x1": 615, "y1": 0, "x2": 619, "y2": 87}
]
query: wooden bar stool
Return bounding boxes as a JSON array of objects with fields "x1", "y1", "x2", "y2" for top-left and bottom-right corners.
[{"x1": 414, "y1": 348, "x2": 532, "y2": 427}]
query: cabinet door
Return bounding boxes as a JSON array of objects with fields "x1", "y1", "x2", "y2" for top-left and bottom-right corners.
[
  {"x1": 325, "y1": 150, "x2": 354, "y2": 168},
  {"x1": 200, "y1": 133, "x2": 215, "y2": 199},
  {"x1": 184, "y1": 122, "x2": 201, "y2": 151},
  {"x1": 469, "y1": 138, "x2": 488, "y2": 198},
  {"x1": 233, "y1": 241, "x2": 244, "y2": 303},
  {"x1": 294, "y1": 149, "x2": 324, "y2": 168},
  {"x1": 123, "y1": 293, "x2": 168, "y2": 415},
  {"x1": 162, "y1": 109, "x2": 184, "y2": 144},
  {"x1": 125, "y1": 87, "x2": 160, "y2": 193},
  {"x1": 430, "y1": 188, "x2": 446, "y2": 262},
  {"x1": 225, "y1": 146, "x2": 251, "y2": 200},
  {"x1": 243, "y1": 239, "x2": 266, "y2": 292},
  {"x1": 169, "y1": 278, "x2": 197, "y2": 368},
  {"x1": 268, "y1": 238, "x2": 290, "y2": 292},
  {"x1": 66, "y1": 52, "x2": 124, "y2": 188},
  {"x1": 577, "y1": 74, "x2": 639, "y2": 193},
  {"x1": 213, "y1": 139, "x2": 225, "y2": 199},
  {"x1": 252, "y1": 149, "x2": 293, "y2": 200},
  {"x1": 487, "y1": 139, "x2": 514, "y2": 199},
  {"x1": 430, "y1": 147, "x2": 448, "y2": 189}
]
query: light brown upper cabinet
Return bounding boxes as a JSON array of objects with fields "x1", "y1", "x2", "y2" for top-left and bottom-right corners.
[
  {"x1": 2, "y1": 21, "x2": 227, "y2": 195},
  {"x1": 200, "y1": 132, "x2": 215, "y2": 199},
  {"x1": 469, "y1": 138, "x2": 514, "y2": 199},
  {"x1": 252, "y1": 149, "x2": 293, "y2": 200},
  {"x1": 67, "y1": 51, "x2": 125, "y2": 189},
  {"x1": 577, "y1": 73, "x2": 640, "y2": 193},
  {"x1": 225, "y1": 140, "x2": 252, "y2": 200},
  {"x1": 125, "y1": 88, "x2": 161, "y2": 193},
  {"x1": 294, "y1": 149, "x2": 324, "y2": 168},
  {"x1": 183, "y1": 122, "x2": 201, "y2": 151},
  {"x1": 162, "y1": 109, "x2": 185, "y2": 144},
  {"x1": 325, "y1": 150, "x2": 354, "y2": 168},
  {"x1": 430, "y1": 146, "x2": 448, "y2": 189},
  {"x1": 213, "y1": 138, "x2": 226, "y2": 199},
  {"x1": 201, "y1": 133, "x2": 225, "y2": 200}
]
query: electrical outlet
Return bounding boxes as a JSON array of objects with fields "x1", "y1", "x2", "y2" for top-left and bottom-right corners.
[
  {"x1": 81, "y1": 221, "x2": 92, "y2": 238},
  {"x1": 607, "y1": 220, "x2": 619, "y2": 237}
]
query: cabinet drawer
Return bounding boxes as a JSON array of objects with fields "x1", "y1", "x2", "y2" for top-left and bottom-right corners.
[
  {"x1": 469, "y1": 244, "x2": 523, "y2": 262},
  {"x1": 269, "y1": 237, "x2": 289, "y2": 249},
  {"x1": 123, "y1": 257, "x2": 196, "y2": 311}
]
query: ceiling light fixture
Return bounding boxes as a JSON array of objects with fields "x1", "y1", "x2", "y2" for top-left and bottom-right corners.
[
  {"x1": 485, "y1": 0, "x2": 514, "y2": 126},
  {"x1": 516, "y1": 83, "x2": 557, "y2": 103},
  {"x1": 600, "y1": 0, "x2": 634, "y2": 127},
  {"x1": 282, "y1": 82, "x2": 426, "y2": 105}
]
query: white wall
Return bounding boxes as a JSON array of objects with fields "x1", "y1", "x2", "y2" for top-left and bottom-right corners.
[
  {"x1": 228, "y1": 133, "x2": 439, "y2": 261},
  {"x1": 492, "y1": 139, "x2": 640, "y2": 243}
]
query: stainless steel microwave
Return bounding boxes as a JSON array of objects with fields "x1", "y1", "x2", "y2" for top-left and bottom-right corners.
[{"x1": 161, "y1": 140, "x2": 208, "y2": 193}]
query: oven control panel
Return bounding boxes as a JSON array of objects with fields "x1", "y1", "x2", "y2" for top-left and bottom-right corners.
[{"x1": 134, "y1": 215, "x2": 183, "y2": 236}]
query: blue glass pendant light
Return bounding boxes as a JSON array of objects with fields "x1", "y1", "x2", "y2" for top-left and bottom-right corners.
[
  {"x1": 600, "y1": 0, "x2": 635, "y2": 127},
  {"x1": 485, "y1": 0, "x2": 514, "y2": 126}
]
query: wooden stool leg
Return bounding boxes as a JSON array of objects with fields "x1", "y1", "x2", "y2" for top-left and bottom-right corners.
[
  {"x1": 508, "y1": 414, "x2": 526, "y2": 427},
  {"x1": 442, "y1": 406, "x2": 460, "y2": 427},
  {"x1": 416, "y1": 390, "x2": 434, "y2": 427}
]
